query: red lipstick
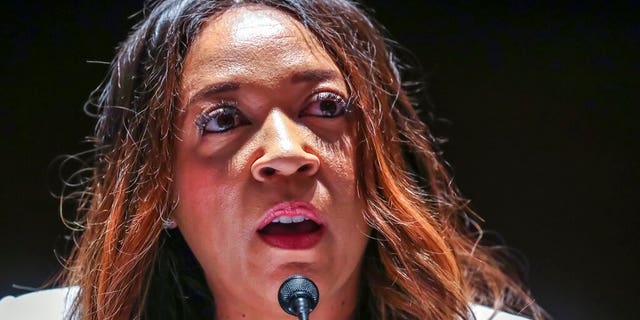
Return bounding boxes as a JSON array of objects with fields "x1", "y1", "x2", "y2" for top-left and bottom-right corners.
[{"x1": 257, "y1": 201, "x2": 324, "y2": 250}]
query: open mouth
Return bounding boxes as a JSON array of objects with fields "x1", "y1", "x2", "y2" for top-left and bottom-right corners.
[
  {"x1": 259, "y1": 216, "x2": 322, "y2": 235},
  {"x1": 258, "y1": 214, "x2": 324, "y2": 249}
]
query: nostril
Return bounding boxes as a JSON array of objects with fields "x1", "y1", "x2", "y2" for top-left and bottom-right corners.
[
  {"x1": 261, "y1": 167, "x2": 277, "y2": 176},
  {"x1": 297, "y1": 164, "x2": 311, "y2": 173}
]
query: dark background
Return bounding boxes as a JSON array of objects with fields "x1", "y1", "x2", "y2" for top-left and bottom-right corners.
[{"x1": 1, "y1": 1, "x2": 637, "y2": 319}]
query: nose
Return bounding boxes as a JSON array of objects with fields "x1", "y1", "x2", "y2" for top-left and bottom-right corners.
[{"x1": 251, "y1": 110, "x2": 320, "y2": 182}]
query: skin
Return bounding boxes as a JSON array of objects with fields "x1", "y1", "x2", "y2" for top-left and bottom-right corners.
[{"x1": 173, "y1": 5, "x2": 371, "y2": 320}]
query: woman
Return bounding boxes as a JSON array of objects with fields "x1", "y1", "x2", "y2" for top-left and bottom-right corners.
[{"x1": 1, "y1": 0, "x2": 545, "y2": 319}]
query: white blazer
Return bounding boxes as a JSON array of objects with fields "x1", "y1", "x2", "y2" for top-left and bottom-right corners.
[{"x1": 0, "y1": 287, "x2": 531, "y2": 319}]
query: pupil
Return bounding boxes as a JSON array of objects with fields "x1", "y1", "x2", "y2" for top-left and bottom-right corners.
[
  {"x1": 217, "y1": 111, "x2": 234, "y2": 128},
  {"x1": 320, "y1": 101, "x2": 337, "y2": 115}
]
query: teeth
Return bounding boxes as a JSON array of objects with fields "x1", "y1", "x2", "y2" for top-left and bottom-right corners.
[
  {"x1": 292, "y1": 216, "x2": 305, "y2": 223},
  {"x1": 279, "y1": 216, "x2": 293, "y2": 223},
  {"x1": 272, "y1": 216, "x2": 309, "y2": 224}
]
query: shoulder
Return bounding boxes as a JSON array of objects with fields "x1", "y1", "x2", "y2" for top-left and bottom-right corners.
[
  {"x1": 469, "y1": 303, "x2": 531, "y2": 320},
  {"x1": 0, "y1": 287, "x2": 78, "y2": 320}
]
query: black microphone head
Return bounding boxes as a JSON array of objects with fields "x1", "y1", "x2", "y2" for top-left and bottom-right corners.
[{"x1": 278, "y1": 275, "x2": 319, "y2": 316}]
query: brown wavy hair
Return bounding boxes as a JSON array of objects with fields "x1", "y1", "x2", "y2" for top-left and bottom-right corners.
[{"x1": 59, "y1": 0, "x2": 546, "y2": 319}]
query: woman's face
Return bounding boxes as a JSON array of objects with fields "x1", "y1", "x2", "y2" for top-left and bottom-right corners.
[{"x1": 173, "y1": 5, "x2": 370, "y2": 318}]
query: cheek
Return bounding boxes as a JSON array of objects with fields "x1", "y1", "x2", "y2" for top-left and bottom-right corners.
[
  {"x1": 172, "y1": 160, "x2": 249, "y2": 265},
  {"x1": 321, "y1": 135, "x2": 368, "y2": 229},
  {"x1": 318, "y1": 135, "x2": 359, "y2": 196},
  {"x1": 172, "y1": 130, "x2": 243, "y2": 211},
  {"x1": 172, "y1": 153, "x2": 232, "y2": 231},
  {"x1": 175, "y1": 156, "x2": 218, "y2": 204},
  {"x1": 172, "y1": 134, "x2": 254, "y2": 228}
]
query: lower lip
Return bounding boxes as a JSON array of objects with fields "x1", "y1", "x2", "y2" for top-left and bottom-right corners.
[{"x1": 259, "y1": 228, "x2": 325, "y2": 250}]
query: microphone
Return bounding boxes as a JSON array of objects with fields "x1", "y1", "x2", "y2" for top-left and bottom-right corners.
[{"x1": 278, "y1": 275, "x2": 319, "y2": 320}]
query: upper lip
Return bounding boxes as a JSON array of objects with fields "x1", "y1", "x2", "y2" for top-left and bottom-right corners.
[{"x1": 257, "y1": 201, "x2": 324, "y2": 231}]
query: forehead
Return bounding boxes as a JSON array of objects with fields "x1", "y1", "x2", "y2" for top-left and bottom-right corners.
[{"x1": 181, "y1": 5, "x2": 342, "y2": 96}]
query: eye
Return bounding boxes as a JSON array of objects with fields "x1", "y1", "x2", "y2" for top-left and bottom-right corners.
[
  {"x1": 195, "y1": 101, "x2": 250, "y2": 134},
  {"x1": 300, "y1": 92, "x2": 348, "y2": 118}
]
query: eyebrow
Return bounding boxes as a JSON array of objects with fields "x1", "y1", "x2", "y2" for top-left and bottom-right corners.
[
  {"x1": 290, "y1": 69, "x2": 341, "y2": 83},
  {"x1": 190, "y1": 82, "x2": 240, "y2": 102},
  {"x1": 188, "y1": 69, "x2": 341, "y2": 106}
]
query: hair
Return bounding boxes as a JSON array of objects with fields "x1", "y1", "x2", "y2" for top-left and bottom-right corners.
[{"x1": 58, "y1": 0, "x2": 546, "y2": 319}]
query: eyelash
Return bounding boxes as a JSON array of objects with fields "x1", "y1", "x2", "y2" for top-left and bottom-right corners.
[
  {"x1": 195, "y1": 92, "x2": 349, "y2": 134},
  {"x1": 300, "y1": 91, "x2": 349, "y2": 118},
  {"x1": 195, "y1": 101, "x2": 249, "y2": 134}
]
